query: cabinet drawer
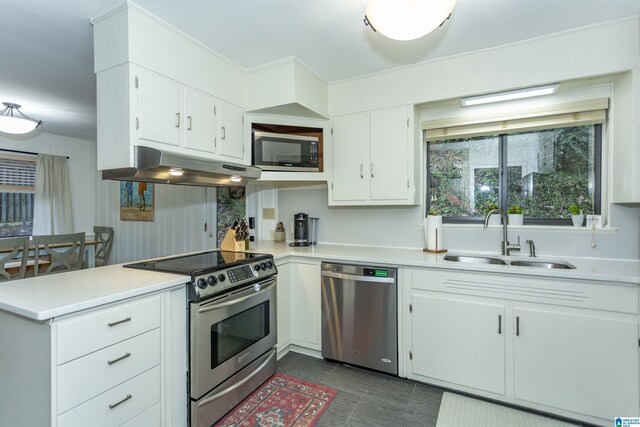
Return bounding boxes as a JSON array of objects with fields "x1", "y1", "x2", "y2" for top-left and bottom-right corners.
[
  {"x1": 121, "y1": 402, "x2": 160, "y2": 427},
  {"x1": 57, "y1": 328, "x2": 161, "y2": 414},
  {"x1": 57, "y1": 365, "x2": 161, "y2": 427},
  {"x1": 56, "y1": 295, "x2": 161, "y2": 364}
]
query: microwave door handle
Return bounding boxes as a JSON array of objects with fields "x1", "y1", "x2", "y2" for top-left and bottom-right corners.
[{"x1": 197, "y1": 279, "x2": 276, "y2": 313}]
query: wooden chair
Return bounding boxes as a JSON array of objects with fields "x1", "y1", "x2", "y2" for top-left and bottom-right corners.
[
  {"x1": 93, "y1": 226, "x2": 114, "y2": 267},
  {"x1": 0, "y1": 237, "x2": 29, "y2": 281},
  {"x1": 32, "y1": 233, "x2": 85, "y2": 276}
]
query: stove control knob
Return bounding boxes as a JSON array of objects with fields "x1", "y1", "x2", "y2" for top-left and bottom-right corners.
[
  {"x1": 197, "y1": 278, "x2": 207, "y2": 289},
  {"x1": 218, "y1": 273, "x2": 226, "y2": 282},
  {"x1": 207, "y1": 275, "x2": 217, "y2": 286},
  {"x1": 266, "y1": 261, "x2": 273, "y2": 269},
  {"x1": 260, "y1": 262, "x2": 267, "y2": 270},
  {"x1": 254, "y1": 264, "x2": 261, "y2": 271}
]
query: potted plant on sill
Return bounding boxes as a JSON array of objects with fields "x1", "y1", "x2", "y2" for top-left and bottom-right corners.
[
  {"x1": 568, "y1": 202, "x2": 584, "y2": 227},
  {"x1": 507, "y1": 205, "x2": 524, "y2": 226},
  {"x1": 483, "y1": 203, "x2": 501, "y2": 225}
]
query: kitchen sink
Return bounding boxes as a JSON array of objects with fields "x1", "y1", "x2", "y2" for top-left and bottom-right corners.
[
  {"x1": 509, "y1": 260, "x2": 576, "y2": 269},
  {"x1": 443, "y1": 255, "x2": 507, "y2": 265}
]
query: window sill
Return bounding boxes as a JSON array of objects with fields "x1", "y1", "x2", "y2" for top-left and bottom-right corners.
[{"x1": 442, "y1": 223, "x2": 619, "y2": 234}]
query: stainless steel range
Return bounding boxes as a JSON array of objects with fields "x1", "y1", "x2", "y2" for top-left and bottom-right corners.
[{"x1": 125, "y1": 250, "x2": 278, "y2": 427}]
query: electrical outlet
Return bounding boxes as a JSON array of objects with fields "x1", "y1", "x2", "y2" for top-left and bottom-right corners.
[{"x1": 263, "y1": 208, "x2": 276, "y2": 220}]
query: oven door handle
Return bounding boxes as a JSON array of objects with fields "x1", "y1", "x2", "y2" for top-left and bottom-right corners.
[
  {"x1": 197, "y1": 347, "x2": 277, "y2": 407},
  {"x1": 197, "y1": 279, "x2": 276, "y2": 313}
]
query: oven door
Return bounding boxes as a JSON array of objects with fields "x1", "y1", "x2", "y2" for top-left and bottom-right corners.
[
  {"x1": 189, "y1": 277, "x2": 277, "y2": 400},
  {"x1": 252, "y1": 131, "x2": 319, "y2": 172}
]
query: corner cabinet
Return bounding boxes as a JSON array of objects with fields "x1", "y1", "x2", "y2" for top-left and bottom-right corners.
[
  {"x1": 329, "y1": 106, "x2": 419, "y2": 206},
  {"x1": 405, "y1": 268, "x2": 640, "y2": 426},
  {"x1": 96, "y1": 64, "x2": 246, "y2": 170},
  {"x1": 0, "y1": 288, "x2": 187, "y2": 427}
]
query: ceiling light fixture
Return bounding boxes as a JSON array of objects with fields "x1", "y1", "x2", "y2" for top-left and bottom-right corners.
[
  {"x1": 364, "y1": 0, "x2": 458, "y2": 41},
  {"x1": 461, "y1": 84, "x2": 559, "y2": 107},
  {"x1": 0, "y1": 102, "x2": 43, "y2": 134}
]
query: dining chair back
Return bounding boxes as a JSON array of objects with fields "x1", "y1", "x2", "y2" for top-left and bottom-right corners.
[
  {"x1": 0, "y1": 237, "x2": 29, "y2": 280},
  {"x1": 32, "y1": 233, "x2": 86, "y2": 276},
  {"x1": 93, "y1": 226, "x2": 115, "y2": 267}
]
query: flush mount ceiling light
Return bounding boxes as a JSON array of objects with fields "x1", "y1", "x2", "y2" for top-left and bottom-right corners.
[
  {"x1": 461, "y1": 84, "x2": 559, "y2": 107},
  {"x1": 0, "y1": 102, "x2": 43, "y2": 134},
  {"x1": 364, "y1": 0, "x2": 458, "y2": 41}
]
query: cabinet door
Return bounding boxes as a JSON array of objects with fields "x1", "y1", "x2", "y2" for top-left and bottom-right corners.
[
  {"x1": 369, "y1": 106, "x2": 410, "y2": 202},
  {"x1": 290, "y1": 262, "x2": 321, "y2": 349},
  {"x1": 513, "y1": 307, "x2": 639, "y2": 420},
  {"x1": 217, "y1": 100, "x2": 245, "y2": 161},
  {"x1": 183, "y1": 87, "x2": 216, "y2": 153},
  {"x1": 137, "y1": 69, "x2": 181, "y2": 146},
  {"x1": 331, "y1": 113, "x2": 368, "y2": 202},
  {"x1": 411, "y1": 294, "x2": 505, "y2": 395},
  {"x1": 275, "y1": 262, "x2": 291, "y2": 352}
]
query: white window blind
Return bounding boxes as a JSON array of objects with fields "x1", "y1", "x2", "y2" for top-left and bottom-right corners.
[
  {"x1": 423, "y1": 98, "x2": 608, "y2": 141},
  {"x1": 0, "y1": 153, "x2": 36, "y2": 192}
]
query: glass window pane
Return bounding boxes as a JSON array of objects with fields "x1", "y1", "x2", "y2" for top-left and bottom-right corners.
[
  {"x1": 428, "y1": 135, "x2": 499, "y2": 218},
  {"x1": 0, "y1": 192, "x2": 34, "y2": 237},
  {"x1": 506, "y1": 125, "x2": 596, "y2": 219}
]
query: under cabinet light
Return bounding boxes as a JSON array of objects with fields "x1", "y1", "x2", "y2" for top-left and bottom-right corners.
[
  {"x1": 169, "y1": 168, "x2": 184, "y2": 176},
  {"x1": 461, "y1": 84, "x2": 559, "y2": 107},
  {"x1": 230, "y1": 175, "x2": 242, "y2": 183}
]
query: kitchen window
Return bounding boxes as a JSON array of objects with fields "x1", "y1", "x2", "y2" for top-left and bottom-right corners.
[
  {"x1": 424, "y1": 100, "x2": 606, "y2": 225},
  {"x1": 0, "y1": 152, "x2": 36, "y2": 236}
]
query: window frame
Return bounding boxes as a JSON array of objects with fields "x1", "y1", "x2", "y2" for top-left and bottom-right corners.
[{"x1": 425, "y1": 123, "x2": 603, "y2": 225}]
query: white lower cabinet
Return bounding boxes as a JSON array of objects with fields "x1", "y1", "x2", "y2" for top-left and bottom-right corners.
[
  {"x1": 512, "y1": 307, "x2": 639, "y2": 420},
  {"x1": 410, "y1": 294, "x2": 505, "y2": 395},
  {"x1": 406, "y1": 268, "x2": 640, "y2": 425},
  {"x1": 275, "y1": 260, "x2": 292, "y2": 353},
  {"x1": 288, "y1": 260, "x2": 321, "y2": 350}
]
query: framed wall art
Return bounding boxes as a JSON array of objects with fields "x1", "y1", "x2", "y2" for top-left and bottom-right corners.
[{"x1": 120, "y1": 181, "x2": 154, "y2": 221}]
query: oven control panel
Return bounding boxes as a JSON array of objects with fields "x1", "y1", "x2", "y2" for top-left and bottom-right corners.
[{"x1": 188, "y1": 256, "x2": 277, "y2": 301}]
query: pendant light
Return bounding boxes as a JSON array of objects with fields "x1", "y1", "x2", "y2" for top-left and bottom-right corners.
[
  {"x1": 0, "y1": 103, "x2": 43, "y2": 134},
  {"x1": 364, "y1": 0, "x2": 458, "y2": 41}
]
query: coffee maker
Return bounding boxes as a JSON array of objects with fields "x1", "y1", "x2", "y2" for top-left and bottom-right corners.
[{"x1": 292, "y1": 213, "x2": 309, "y2": 246}]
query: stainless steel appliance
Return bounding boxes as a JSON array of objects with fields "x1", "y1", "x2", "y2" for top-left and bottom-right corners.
[
  {"x1": 308, "y1": 217, "x2": 319, "y2": 245},
  {"x1": 125, "y1": 250, "x2": 277, "y2": 427},
  {"x1": 292, "y1": 212, "x2": 309, "y2": 247},
  {"x1": 252, "y1": 131, "x2": 320, "y2": 172},
  {"x1": 321, "y1": 263, "x2": 397, "y2": 375}
]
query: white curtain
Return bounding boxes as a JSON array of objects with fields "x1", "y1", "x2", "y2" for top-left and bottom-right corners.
[{"x1": 33, "y1": 154, "x2": 74, "y2": 234}]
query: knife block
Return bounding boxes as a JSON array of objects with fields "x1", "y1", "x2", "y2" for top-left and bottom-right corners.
[{"x1": 220, "y1": 229, "x2": 246, "y2": 252}]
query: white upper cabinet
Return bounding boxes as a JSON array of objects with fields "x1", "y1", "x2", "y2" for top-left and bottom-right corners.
[
  {"x1": 217, "y1": 100, "x2": 245, "y2": 161},
  {"x1": 138, "y1": 69, "x2": 181, "y2": 147},
  {"x1": 183, "y1": 86, "x2": 216, "y2": 154},
  {"x1": 329, "y1": 105, "x2": 417, "y2": 206}
]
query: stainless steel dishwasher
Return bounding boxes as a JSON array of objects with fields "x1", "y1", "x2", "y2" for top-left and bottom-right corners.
[{"x1": 321, "y1": 262, "x2": 397, "y2": 375}]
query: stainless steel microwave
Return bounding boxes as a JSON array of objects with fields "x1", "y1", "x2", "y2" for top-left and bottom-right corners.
[{"x1": 252, "y1": 131, "x2": 320, "y2": 172}]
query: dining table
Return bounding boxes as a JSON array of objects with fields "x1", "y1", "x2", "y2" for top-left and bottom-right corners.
[{"x1": 1, "y1": 239, "x2": 101, "y2": 273}]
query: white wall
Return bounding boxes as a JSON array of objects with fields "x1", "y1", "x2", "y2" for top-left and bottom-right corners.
[{"x1": 0, "y1": 132, "x2": 97, "y2": 235}]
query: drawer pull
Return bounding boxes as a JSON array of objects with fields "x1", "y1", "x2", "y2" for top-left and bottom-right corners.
[
  {"x1": 107, "y1": 317, "x2": 131, "y2": 327},
  {"x1": 107, "y1": 352, "x2": 131, "y2": 365},
  {"x1": 108, "y1": 393, "x2": 132, "y2": 409}
]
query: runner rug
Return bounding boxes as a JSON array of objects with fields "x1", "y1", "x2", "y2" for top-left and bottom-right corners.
[{"x1": 215, "y1": 373, "x2": 338, "y2": 427}]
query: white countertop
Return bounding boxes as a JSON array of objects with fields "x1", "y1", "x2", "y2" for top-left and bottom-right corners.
[
  {"x1": 2, "y1": 242, "x2": 638, "y2": 322},
  {"x1": 0, "y1": 264, "x2": 188, "y2": 321},
  {"x1": 248, "y1": 241, "x2": 640, "y2": 285}
]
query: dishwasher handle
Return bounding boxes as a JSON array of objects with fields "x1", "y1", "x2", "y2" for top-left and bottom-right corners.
[{"x1": 321, "y1": 270, "x2": 396, "y2": 283}]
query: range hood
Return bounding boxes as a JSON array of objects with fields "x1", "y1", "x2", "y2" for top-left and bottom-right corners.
[{"x1": 101, "y1": 146, "x2": 261, "y2": 187}]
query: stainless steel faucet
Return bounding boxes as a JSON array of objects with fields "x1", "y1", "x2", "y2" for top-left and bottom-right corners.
[
  {"x1": 526, "y1": 239, "x2": 536, "y2": 257},
  {"x1": 483, "y1": 208, "x2": 521, "y2": 256}
]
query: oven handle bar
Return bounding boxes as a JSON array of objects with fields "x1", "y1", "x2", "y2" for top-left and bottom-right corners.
[
  {"x1": 197, "y1": 279, "x2": 276, "y2": 313},
  {"x1": 197, "y1": 347, "x2": 277, "y2": 407}
]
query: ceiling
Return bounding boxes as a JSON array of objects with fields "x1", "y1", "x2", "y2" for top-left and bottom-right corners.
[{"x1": 0, "y1": 0, "x2": 639, "y2": 141}]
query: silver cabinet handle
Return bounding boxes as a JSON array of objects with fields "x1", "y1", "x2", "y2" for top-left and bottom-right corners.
[
  {"x1": 107, "y1": 317, "x2": 131, "y2": 327},
  {"x1": 108, "y1": 394, "x2": 132, "y2": 409},
  {"x1": 371, "y1": 163, "x2": 374, "y2": 178},
  {"x1": 175, "y1": 112, "x2": 180, "y2": 128},
  {"x1": 498, "y1": 315, "x2": 502, "y2": 334},
  {"x1": 187, "y1": 115, "x2": 192, "y2": 130},
  {"x1": 516, "y1": 316, "x2": 520, "y2": 336},
  {"x1": 360, "y1": 164, "x2": 363, "y2": 179},
  {"x1": 221, "y1": 126, "x2": 226, "y2": 140},
  {"x1": 107, "y1": 352, "x2": 131, "y2": 365}
]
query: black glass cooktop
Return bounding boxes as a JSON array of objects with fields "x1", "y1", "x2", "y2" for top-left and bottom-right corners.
[{"x1": 124, "y1": 250, "x2": 269, "y2": 276}]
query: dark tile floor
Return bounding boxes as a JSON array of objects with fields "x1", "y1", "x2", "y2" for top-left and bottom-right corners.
[{"x1": 277, "y1": 352, "x2": 443, "y2": 427}]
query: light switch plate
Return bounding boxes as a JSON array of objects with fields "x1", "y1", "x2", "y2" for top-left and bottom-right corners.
[{"x1": 263, "y1": 208, "x2": 276, "y2": 220}]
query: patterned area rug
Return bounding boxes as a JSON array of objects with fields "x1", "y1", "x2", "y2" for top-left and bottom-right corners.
[{"x1": 215, "y1": 373, "x2": 338, "y2": 427}]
